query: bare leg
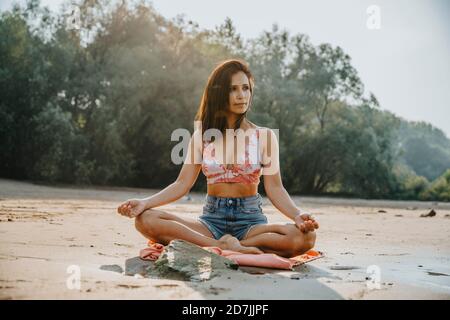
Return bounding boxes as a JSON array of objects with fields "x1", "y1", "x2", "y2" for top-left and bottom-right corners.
[
  {"x1": 240, "y1": 223, "x2": 316, "y2": 258},
  {"x1": 135, "y1": 209, "x2": 262, "y2": 254}
]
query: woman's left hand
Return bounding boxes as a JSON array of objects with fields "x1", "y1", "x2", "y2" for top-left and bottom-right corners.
[{"x1": 294, "y1": 213, "x2": 319, "y2": 233}]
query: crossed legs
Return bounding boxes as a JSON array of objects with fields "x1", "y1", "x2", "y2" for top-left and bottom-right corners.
[
  {"x1": 240, "y1": 223, "x2": 316, "y2": 258},
  {"x1": 135, "y1": 208, "x2": 316, "y2": 258}
]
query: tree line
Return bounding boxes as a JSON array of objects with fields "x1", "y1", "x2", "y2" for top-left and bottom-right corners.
[{"x1": 1, "y1": 0, "x2": 449, "y2": 201}]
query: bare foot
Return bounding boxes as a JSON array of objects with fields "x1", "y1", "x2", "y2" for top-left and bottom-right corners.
[{"x1": 219, "y1": 234, "x2": 263, "y2": 254}]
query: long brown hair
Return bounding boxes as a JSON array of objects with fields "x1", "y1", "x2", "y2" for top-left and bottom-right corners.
[{"x1": 194, "y1": 59, "x2": 255, "y2": 140}]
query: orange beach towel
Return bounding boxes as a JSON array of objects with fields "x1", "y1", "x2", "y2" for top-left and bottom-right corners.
[{"x1": 139, "y1": 240, "x2": 323, "y2": 270}]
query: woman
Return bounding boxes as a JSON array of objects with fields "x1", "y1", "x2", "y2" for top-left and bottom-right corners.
[{"x1": 117, "y1": 59, "x2": 319, "y2": 257}]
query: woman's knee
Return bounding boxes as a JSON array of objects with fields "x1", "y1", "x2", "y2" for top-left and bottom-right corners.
[
  {"x1": 289, "y1": 228, "x2": 316, "y2": 257},
  {"x1": 135, "y1": 209, "x2": 164, "y2": 236},
  {"x1": 304, "y1": 231, "x2": 316, "y2": 250}
]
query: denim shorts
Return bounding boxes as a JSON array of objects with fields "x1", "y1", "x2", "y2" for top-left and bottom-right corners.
[{"x1": 198, "y1": 193, "x2": 268, "y2": 241}]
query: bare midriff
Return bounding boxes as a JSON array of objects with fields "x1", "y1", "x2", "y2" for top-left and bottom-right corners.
[{"x1": 207, "y1": 182, "x2": 259, "y2": 198}]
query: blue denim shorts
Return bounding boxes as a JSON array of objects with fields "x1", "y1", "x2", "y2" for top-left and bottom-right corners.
[{"x1": 198, "y1": 193, "x2": 268, "y2": 241}]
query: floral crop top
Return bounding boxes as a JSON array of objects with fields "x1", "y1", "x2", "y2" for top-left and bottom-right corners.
[{"x1": 201, "y1": 128, "x2": 263, "y2": 184}]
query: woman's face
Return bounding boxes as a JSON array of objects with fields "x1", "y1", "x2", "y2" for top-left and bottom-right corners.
[{"x1": 228, "y1": 71, "x2": 251, "y2": 115}]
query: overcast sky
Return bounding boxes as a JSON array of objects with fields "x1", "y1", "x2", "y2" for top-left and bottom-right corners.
[{"x1": 2, "y1": 0, "x2": 449, "y2": 137}]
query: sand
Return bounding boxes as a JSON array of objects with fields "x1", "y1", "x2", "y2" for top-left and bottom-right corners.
[{"x1": 1, "y1": 178, "x2": 449, "y2": 300}]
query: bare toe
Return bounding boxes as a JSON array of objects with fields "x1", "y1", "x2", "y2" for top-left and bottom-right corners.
[
  {"x1": 219, "y1": 235, "x2": 263, "y2": 254},
  {"x1": 242, "y1": 246, "x2": 264, "y2": 254}
]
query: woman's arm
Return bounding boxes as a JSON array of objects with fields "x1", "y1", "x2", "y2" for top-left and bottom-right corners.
[
  {"x1": 142, "y1": 129, "x2": 203, "y2": 209},
  {"x1": 263, "y1": 172, "x2": 300, "y2": 220},
  {"x1": 264, "y1": 172, "x2": 319, "y2": 233},
  {"x1": 118, "y1": 162, "x2": 201, "y2": 218},
  {"x1": 260, "y1": 129, "x2": 298, "y2": 219},
  {"x1": 262, "y1": 128, "x2": 318, "y2": 232},
  {"x1": 142, "y1": 164, "x2": 201, "y2": 209},
  {"x1": 118, "y1": 129, "x2": 203, "y2": 217}
]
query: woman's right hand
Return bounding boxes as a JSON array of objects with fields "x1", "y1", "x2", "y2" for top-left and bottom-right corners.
[
  {"x1": 117, "y1": 199, "x2": 147, "y2": 218},
  {"x1": 294, "y1": 213, "x2": 319, "y2": 233}
]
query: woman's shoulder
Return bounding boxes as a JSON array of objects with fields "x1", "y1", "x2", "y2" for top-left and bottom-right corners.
[
  {"x1": 252, "y1": 126, "x2": 278, "y2": 147},
  {"x1": 246, "y1": 120, "x2": 269, "y2": 132},
  {"x1": 250, "y1": 124, "x2": 274, "y2": 136}
]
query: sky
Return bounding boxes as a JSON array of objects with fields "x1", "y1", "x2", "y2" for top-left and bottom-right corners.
[{"x1": 2, "y1": 0, "x2": 449, "y2": 137}]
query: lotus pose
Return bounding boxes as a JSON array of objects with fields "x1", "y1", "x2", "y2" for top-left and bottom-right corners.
[{"x1": 117, "y1": 59, "x2": 318, "y2": 257}]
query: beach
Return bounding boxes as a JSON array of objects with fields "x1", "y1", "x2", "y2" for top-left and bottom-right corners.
[{"x1": 1, "y1": 178, "x2": 449, "y2": 300}]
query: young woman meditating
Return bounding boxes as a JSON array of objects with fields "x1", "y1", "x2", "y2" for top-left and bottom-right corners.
[{"x1": 117, "y1": 59, "x2": 319, "y2": 257}]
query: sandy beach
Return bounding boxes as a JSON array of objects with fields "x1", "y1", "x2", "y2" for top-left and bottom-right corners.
[{"x1": 0, "y1": 178, "x2": 449, "y2": 300}]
